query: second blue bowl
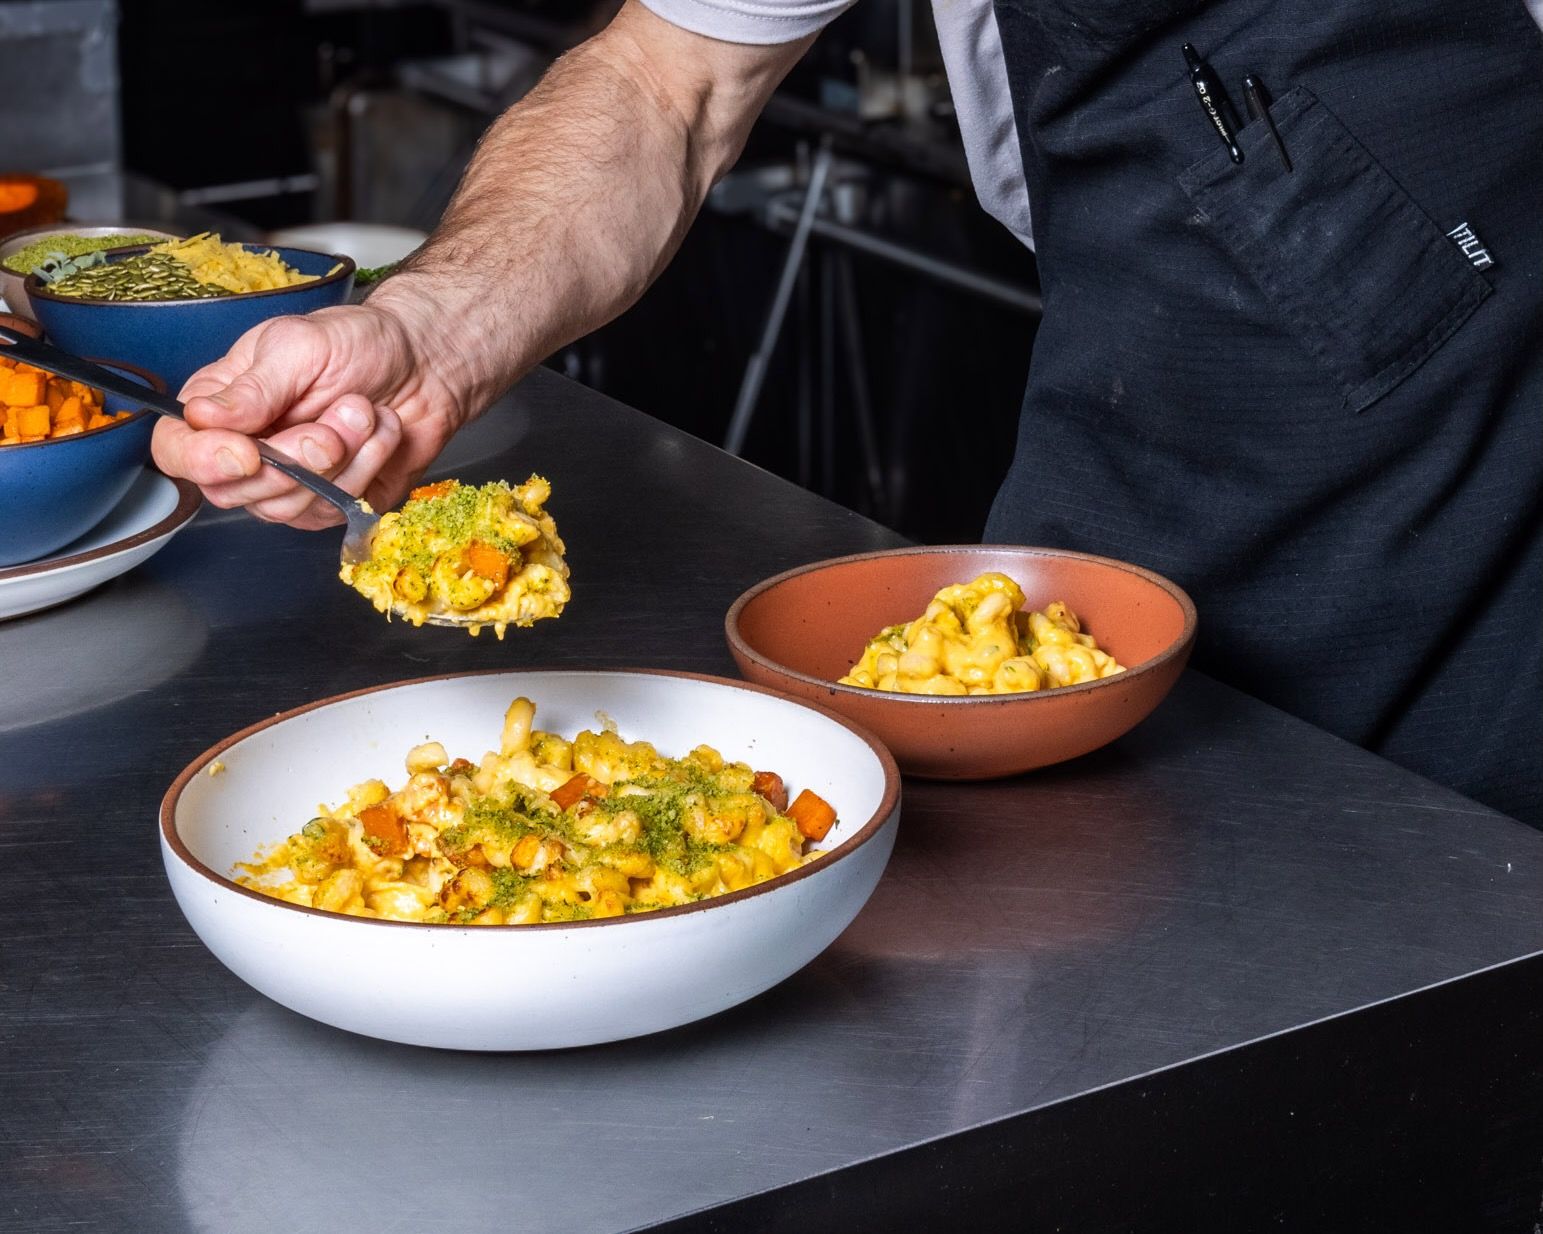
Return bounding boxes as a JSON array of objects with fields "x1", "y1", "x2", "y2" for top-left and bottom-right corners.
[
  {"x1": 0, "y1": 359, "x2": 164, "y2": 567},
  {"x1": 27, "y1": 245, "x2": 356, "y2": 393}
]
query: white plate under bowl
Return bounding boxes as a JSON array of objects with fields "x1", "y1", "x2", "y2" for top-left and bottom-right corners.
[
  {"x1": 0, "y1": 470, "x2": 201, "y2": 621},
  {"x1": 162, "y1": 670, "x2": 901, "y2": 1052}
]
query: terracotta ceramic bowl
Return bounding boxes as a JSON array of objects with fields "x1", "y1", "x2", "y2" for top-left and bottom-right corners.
[{"x1": 726, "y1": 545, "x2": 1197, "y2": 780}]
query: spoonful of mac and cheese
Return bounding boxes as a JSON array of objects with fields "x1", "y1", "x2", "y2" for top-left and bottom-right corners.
[{"x1": 340, "y1": 476, "x2": 569, "y2": 637}]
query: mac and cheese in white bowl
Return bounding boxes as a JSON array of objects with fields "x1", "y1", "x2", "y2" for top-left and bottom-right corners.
[{"x1": 161, "y1": 670, "x2": 899, "y2": 1051}]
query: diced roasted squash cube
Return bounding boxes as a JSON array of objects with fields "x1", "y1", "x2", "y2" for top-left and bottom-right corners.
[
  {"x1": 3, "y1": 371, "x2": 45, "y2": 407},
  {"x1": 16, "y1": 405, "x2": 49, "y2": 437}
]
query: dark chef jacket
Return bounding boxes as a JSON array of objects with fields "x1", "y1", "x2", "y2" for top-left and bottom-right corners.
[{"x1": 983, "y1": 0, "x2": 1543, "y2": 823}]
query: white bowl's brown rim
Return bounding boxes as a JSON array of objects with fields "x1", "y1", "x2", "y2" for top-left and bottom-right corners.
[
  {"x1": 0, "y1": 472, "x2": 201, "y2": 581},
  {"x1": 160, "y1": 668, "x2": 903, "y2": 933},
  {"x1": 26, "y1": 244, "x2": 357, "y2": 307},
  {"x1": 725, "y1": 544, "x2": 1199, "y2": 707},
  {"x1": 0, "y1": 355, "x2": 164, "y2": 454}
]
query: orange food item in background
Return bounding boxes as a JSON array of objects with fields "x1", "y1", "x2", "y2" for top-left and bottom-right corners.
[
  {"x1": 0, "y1": 175, "x2": 67, "y2": 238},
  {"x1": 0, "y1": 183, "x2": 38, "y2": 213},
  {"x1": 0, "y1": 355, "x2": 126, "y2": 444}
]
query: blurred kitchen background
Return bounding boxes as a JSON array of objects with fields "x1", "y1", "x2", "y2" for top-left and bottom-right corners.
[{"x1": 0, "y1": 0, "x2": 1039, "y2": 542}]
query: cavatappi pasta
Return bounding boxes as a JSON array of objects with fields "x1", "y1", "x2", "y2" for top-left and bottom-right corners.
[
  {"x1": 340, "y1": 476, "x2": 569, "y2": 637},
  {"x1": 236, "y1": 697, "x2": 840, "y2": 925},
  {"x1": 839, "y1": 571, "x2": 1125, "y2": 696}
]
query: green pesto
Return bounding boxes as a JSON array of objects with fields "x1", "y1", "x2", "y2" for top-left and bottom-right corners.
[
  {"x1": 489, "y1": 868, "x2": 536, "y2": 909},
  {"x1": 3, "y1": 232, "x2": 165, "y2": 275},
  {"x1": 543, "y1": 901, "x2": 595, "y2": 923},
  {"x1": 398, "y1": 547, "x2": 435, "y2": 576},
  {"x1": 393, "y1": 481, "x2": 493, "y2": 544},
  {"x1": 362, "y1": 481, "x2": 534, "y2": 594},
  {"x1": 440, "y1": 784, "x2": 577, "y2": 860},
  {"x1": 593, "y1": 778, "x2": 725, "y2": 876}
]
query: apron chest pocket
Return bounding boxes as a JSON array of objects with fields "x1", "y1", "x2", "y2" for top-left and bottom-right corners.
[{"x1": 1178, "y1": 86, "x2": 1491, "y2": 413}]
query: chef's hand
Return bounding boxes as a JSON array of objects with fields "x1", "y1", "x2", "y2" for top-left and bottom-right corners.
[
  {"x1": 155, "y1": 0, "x2": 810, "y2": 531},
  {"x1": 152, "y1": 301, "x2": 469, "y2": 529}
]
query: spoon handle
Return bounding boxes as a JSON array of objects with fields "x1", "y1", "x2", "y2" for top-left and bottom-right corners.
[
  {"x1": 251, "y1": 439, "x2": 362, "y2": 515},
  {"x1": 0, "y1": 325, "x2": 364, "y2": 518},
  {"x1": 0, "y1": 328, "x2": 186, "y2": 415}
]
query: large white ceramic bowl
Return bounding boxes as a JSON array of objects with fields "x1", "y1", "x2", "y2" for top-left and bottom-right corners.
[{"x1": 161, "y1": 670, "x2": 900, "y2": 1051}]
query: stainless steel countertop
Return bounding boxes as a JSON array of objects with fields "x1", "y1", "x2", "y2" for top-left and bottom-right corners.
[{"x1": 3, "y1": 369, "x2": 1541, "y2": 1233}]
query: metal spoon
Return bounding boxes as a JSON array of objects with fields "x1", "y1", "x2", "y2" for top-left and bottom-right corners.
[{"x1": 0, "y1": 327, "x2": 474, "y2": 626}]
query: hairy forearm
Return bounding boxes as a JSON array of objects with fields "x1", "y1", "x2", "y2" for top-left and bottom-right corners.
[{"x1": 371, "y1": 5, "x2": 805, "y2": 418}]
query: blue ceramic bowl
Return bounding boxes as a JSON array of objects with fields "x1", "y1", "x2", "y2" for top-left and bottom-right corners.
[
  {"x1": 0, "y1": 359, "x2": 163, "y2": 567},
  {"x1": 26, "y1": 245, "x2": 356, "y2": 393}
]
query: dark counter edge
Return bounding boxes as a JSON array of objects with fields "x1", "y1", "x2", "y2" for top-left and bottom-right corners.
[{"x1": 651, "y1": 950, "x2": 1543, "y2": 1233}]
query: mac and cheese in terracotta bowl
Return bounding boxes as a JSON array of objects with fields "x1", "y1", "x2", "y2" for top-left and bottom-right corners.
[{"x1": 726, "y1": 546, "x2": 1196, "y2": 780}]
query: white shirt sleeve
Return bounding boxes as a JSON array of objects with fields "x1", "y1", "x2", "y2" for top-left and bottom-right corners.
[{"x1": 638, "y1": 0, "x2": 855, "y2": 45}]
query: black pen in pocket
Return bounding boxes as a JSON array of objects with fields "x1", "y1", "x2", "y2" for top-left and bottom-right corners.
[
  {"x1": 1242, "y1": 74, "x2": 1293, "y2": 172},
  {"x1": 1182, "y1": 43, "x2": 1244, "y2": 164}
]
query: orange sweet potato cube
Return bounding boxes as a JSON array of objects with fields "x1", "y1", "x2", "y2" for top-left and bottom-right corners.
[
  {"x1": 86, "y1": 411, "x2": 113, "y2": 430},
  {"x1": 16, "y1": 405, "x2": 50, "y2": 437},
  {"x1": 57, "y1": 395, "x2": 82, "y2": 422},
  {"x1": 3, "y1": 371, "x2": 45, "y2": 407},
  {"x1": 45, "y1": 383, "x2": 65, "y2": 412}
]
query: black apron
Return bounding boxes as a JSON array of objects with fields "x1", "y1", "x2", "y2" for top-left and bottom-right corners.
[{"x1": 984, "y1": 0, "x2": 1543, "y2": 823}]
